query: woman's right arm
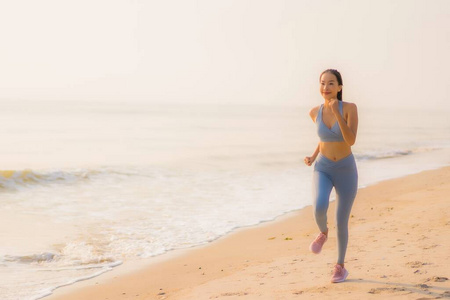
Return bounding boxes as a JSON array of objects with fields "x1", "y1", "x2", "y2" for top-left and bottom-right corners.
[
  {"x1": 304, "y1": 106, "x2": 320, "y2": 166},
  {"x1": 304, "y1": 143, "x2": 320, "y2": 166}
]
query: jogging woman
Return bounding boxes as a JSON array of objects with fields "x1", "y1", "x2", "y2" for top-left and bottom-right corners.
[{"x1": 304, "y1": 69, "x2": 358, "y2": 283}]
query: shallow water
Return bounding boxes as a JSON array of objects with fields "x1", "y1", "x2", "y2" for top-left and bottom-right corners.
[{"x1": 0, "y1": 100, "x2": 449, "y2": 299}]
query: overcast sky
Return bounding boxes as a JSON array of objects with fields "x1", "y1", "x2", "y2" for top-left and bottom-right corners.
[{"x1": 1, "y1": 0, "x2": 449, "y2": 109}]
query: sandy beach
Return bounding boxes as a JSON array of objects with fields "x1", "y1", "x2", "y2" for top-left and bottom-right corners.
[
  {"x1": 3, "y1": 1, "x2": 450, "y2": 299},
  {"x1": 48, "y1": 167, "x2": 450, "y2": 300}
]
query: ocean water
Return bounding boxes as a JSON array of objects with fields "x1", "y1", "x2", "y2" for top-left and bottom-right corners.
[{"x1": 0, "y1": 100, "x2": 449, "y2": 300}]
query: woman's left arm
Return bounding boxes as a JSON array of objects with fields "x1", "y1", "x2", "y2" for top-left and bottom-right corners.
[{"x1": 331, "y1": 100, "x2": 358, "y2": 146}]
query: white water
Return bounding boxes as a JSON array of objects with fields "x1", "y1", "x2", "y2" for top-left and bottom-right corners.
[{"x1": 0, "y1": 101, "x2": 449, "y2": 300}]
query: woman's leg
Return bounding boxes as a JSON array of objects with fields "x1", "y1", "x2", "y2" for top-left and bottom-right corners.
[
  {"x1": 333, "y1": 167, "x2": 358, "y2": 265},
  {"x1": 312, "y1": 170, "x2": 334, "y2": 233}
]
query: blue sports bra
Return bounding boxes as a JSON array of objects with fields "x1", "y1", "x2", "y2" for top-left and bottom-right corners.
[{"x1": 316, "y1": 101, "x2": 345, "y2": 142}]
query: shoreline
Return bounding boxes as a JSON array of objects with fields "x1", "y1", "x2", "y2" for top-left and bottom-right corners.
[{"x1": 47, "y1": 166, "x2": 450, "y2": 299}]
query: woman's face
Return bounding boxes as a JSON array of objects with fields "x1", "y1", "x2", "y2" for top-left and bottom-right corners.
[{"x1": 320, "y1": 72, "x2": 342, "y2": 100}]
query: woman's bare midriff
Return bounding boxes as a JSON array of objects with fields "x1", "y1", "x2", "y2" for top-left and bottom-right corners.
[{"x1": 319, "y1": 141, "x2": 352, "y2": 161}]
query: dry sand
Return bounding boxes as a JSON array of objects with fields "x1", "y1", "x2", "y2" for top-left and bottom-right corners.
[{"x1": 48, "y1": 167, "x2": 450, "y2": 300}]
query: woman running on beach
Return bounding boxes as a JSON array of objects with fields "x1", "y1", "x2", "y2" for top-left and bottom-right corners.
[{"x1": 304, "y1": 69, "x2": 358, "y2": 283}]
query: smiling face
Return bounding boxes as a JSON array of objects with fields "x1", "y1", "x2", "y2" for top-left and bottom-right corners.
[{"x1": 320, "y1": 72, "x2": 342, "y2": 100}]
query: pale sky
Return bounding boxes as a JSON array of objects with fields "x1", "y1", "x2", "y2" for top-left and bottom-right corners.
[{"x1": 1, "y1": 0, "x2": 449, "y2": 109}]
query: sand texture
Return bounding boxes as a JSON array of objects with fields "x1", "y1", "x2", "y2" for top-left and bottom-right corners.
[{"x1": 48, "y1": 167, "x2": 450, "y2": 300}]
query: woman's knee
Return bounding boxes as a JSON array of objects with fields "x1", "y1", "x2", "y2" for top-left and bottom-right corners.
[
  {"x1": 314, "y1": 199, "x2": 328, "y2": 217},
  {"x1": 336, "y1": 221, "x2": 348, "y2": 236}
]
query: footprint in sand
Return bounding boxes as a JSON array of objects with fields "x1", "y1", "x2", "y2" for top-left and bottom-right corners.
[
  {"x1": 219, "y1": 292, "x2": 249, "y2": 297},
  {"x1": 426, "y1": 276, "x2": 448, "y2": 282},
  {"x1": 368, "y1": 287, "x2": 407, "y2": 294},
  {"x1": 414, "y1": 284, "x2": 429, "y2": 290},
  {"x1": 422, "y1": 244, "x2": 438, "y2": 250},
  {"x1": 406, "y1": 261, "x2": 428, "y2": 268}
]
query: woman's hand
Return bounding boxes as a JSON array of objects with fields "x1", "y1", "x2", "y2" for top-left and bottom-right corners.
[
  {"x1": 305, "y1": 144, "x2": 320, "y2": 166},
  {"x1": 329, "y1": 99, "x2": 340, "y2": 116},
  {"x1": 304, "y1": 156, "x2": 315, "y2": 166}
]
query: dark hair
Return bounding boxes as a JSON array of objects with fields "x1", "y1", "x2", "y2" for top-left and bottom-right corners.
[{"x1": 320, "y1": 69, "x2": 343, "y2": 101}]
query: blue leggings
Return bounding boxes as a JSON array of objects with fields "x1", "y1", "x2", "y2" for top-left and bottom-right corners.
[{"x1": 313, "y1": 153, "x2": 358, "y2": 264}]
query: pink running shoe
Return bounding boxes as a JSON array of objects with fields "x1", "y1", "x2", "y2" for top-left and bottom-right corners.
[
  {"x1": 309, "y1": 232, "x2": 328, "y2": 254},
  {"x1": 330, "y1": 264, "x2": 349, "y2": 283}
]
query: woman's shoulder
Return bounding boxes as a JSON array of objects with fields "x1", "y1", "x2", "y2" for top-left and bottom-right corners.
[
  {"x1": 309, "y1": 105, "x2": 321, "y2": 121},
  {"x1": 342, "y1": 101, "x2": 358, "y2": 111}
]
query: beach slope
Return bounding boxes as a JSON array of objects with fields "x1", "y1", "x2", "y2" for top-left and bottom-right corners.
[{"x1": 48, "y1": 167, "x2": 450, "y2": 299}]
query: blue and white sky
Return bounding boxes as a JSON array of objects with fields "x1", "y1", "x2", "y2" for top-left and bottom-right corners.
[{"x1": 1, "y1": 0, "x2": 449, "y2": 108}]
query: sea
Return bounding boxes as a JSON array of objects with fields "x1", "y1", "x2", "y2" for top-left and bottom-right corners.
[{"x1": 1, "y1": 99, "x2": 449, "y2": 299}]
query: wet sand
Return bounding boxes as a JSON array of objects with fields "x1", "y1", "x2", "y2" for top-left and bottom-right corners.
[{"x1": 48, "y1": 167, "x2": 450, "y2": 299}]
